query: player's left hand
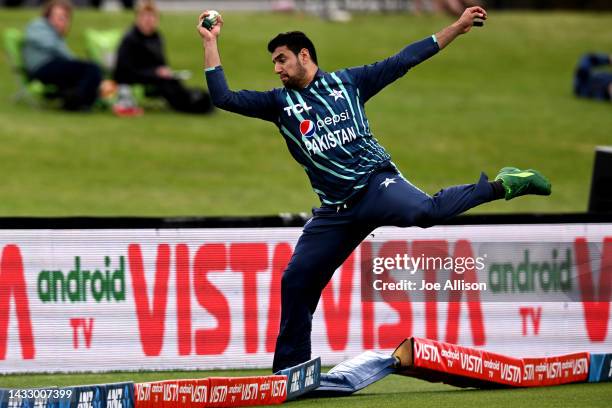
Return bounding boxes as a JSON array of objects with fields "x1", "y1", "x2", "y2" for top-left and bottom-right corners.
[{"x1": 455, "y1": 6, "x2": 487, "y2": 34}]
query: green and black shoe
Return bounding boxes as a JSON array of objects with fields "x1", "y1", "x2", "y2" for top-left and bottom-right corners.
[{"x1": 495, "y1": 167, "x2": 552, "y2": 200}]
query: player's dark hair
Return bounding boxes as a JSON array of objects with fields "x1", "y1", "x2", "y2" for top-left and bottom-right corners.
[{"x1": 267, "y1": 31, "x2": 318, "y2": 65}]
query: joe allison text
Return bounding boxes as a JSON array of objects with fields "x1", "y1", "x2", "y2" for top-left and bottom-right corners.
[{"x1": 373, "y1": 279, "x2": 487, "y2": 291}]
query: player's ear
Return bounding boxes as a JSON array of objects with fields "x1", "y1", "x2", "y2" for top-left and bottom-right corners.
[{"x1": 299, "y1": 48, "x2": 311, "y2": 64}]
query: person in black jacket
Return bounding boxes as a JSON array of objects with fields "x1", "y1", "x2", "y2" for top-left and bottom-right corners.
[{"x1": 114, "y1": 0, "x2": 213, "y2": 114}]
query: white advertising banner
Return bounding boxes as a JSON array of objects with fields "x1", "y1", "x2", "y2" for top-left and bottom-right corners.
[{"x1": 0, "y1": 223, "x2": 610, "y2": 373}]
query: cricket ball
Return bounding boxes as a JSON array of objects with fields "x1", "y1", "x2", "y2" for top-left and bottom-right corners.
[{"x1": 202, "y1": 10, "x2": 220, "y2": 30}]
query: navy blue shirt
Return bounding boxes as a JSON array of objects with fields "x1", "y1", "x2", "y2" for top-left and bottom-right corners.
[{"x1": 206, "y1": 36, "x2": 440, "y2": 205}]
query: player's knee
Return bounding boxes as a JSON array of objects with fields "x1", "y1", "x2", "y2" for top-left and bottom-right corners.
[
  {"x1": 390, "y1": 198, "x2": 435, "y2": 228},
  {"x1": 411, "y1": 197, "x2": 439, "y2": 227}
]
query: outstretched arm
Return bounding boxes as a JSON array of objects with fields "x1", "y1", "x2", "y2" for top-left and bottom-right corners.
[
  {"x1": 197, "y1": 12, "x2": 278, "y2": 122},
  {"x1": 346, "y1": 6, "x2": 488, "y2": 103},
  {"x1": 197, "y1": 11, "x2": 222, "y2": 69}
]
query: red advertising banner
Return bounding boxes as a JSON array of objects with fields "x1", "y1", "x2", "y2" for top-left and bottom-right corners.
[
  {"x1": 150, "y1": 382, "x2": 165, "y2": 408},
  {"x1": 259, "y1": 375, "x2": 287, "y2": 405},
  {"x1": 412, "y1": 337, "x2": 524, "y2": 386},
  {"x1": 155, "y1": 379, "x2": 210, "y2": 408},
  {"x1": 207, "y1": 376, "x2": 287, "y2": 408},
  {"x1": 522, "y1": 353, "x2": 589, "y2": 387},
  {"x1": 410, "y1": 337, "x2": 589, "y2": 387},
  {"x1": 177, "y1": 380, "x2": 194, "y2": 408},
  {"x1": 0, "y1": 224, "x2": 610, "y2": 373},
  {"x1": 135, "y1": 382, "x2": 151, "y2": 408},
  {"x1": 193, "y1": 379, "x2": 211, "y2": 408},
  {"x1": 162, "y1": 381, "x2": 179, "y2": 408}
]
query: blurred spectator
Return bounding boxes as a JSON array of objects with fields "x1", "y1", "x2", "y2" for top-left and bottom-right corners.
[
  {"x1": 574, "y1": 53, "x2": 612, "y2": 102},
  {"x1": 114, "y1": 0, "x2": 214, "y2": 114},
  {"x1": 23, "y1": 0, "x2": 102, "y2": 111}
]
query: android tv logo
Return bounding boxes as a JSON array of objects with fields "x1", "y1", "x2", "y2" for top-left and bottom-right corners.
[
  {"x1": 37, "y1": 256, "x2": 126, "y2": 303},
  {"x1": 0, "y1": 248, "x2": 126, "y2": 360}
]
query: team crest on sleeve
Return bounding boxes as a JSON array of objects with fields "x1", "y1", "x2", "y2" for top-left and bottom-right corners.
[{"x1": 299, "y1": 120, "x2": 316, "y2": 138}]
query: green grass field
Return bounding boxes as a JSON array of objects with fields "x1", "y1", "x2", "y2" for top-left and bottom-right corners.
[
  {"x1": 1, "y1": 368, "x2": 611, "y2": 407},
  {"x1": 0, "y1": 10, "x2": 611, "y2": 216}
]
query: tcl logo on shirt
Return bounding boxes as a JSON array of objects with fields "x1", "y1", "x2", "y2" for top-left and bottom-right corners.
[{"x1": 283, "y1": 103, "x2": 312, "y2": 116}]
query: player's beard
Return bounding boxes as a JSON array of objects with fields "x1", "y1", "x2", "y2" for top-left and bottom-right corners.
[{"x1": 283, "y1": 61, "x2": 308, "y2": 89}]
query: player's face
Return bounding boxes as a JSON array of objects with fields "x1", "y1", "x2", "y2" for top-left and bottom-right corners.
[
  {"x1": 136, "y1": 10, "x2": 159, "y2": 36},
  {"x1": 48, "y1": 6, "x2": 71, "y2": 37},
  {"x1": 271, "y1": 46, "x2": 307, "y2": 89}
]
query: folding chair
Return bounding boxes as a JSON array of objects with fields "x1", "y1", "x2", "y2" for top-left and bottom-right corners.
[
  {"x1": 84, "y1": 28, "x2": 122, "y2": 77},
  {"x1": 3, "y1": 28, "x2": 59, "y2": 106}
]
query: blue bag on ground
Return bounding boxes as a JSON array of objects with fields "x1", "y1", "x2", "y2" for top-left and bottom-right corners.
[
  {"x1": 309, "y1": 351, "x2": 397, "y2": 397},
  {"x1": 276, "y1": 357, "x2": 321, "y2": 400}
]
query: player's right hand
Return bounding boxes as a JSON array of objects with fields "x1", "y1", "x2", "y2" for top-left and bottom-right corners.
[
  {"x1": 197, "y1": 11, "x2": 223, "y2": 41},
  {"x1": 455, "y1": 6, "x2": 487, "y2": 34}
]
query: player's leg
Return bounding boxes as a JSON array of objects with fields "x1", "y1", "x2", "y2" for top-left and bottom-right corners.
[
  {"x1": 272, "y1": 213, "x2": 373, "y2": 372},
  {"x1": 424, "y1": 172, "x2": 502, "y2": 225},
  {"x1": 360, "y1": 168, "x2": 550, "y2": 227},
  {"x1": 356, "y1": 169, "x2": 493, "y2": 227}
]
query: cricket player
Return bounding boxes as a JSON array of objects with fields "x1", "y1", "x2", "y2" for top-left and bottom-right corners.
[{"x1": 197, "y1": 6, "x2": 551, "y2": 372}]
